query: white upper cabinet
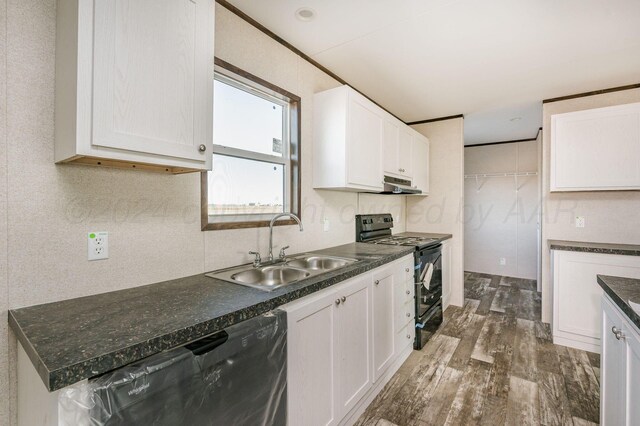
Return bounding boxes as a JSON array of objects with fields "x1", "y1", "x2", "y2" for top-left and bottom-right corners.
[
  {"x1": 551, "y1": 102, "x2": 640, "y2": 191},
  {"x1": 398, "y1": 127, "x2": 414, "y2": 178},
  {"x1": 55, "y1": 0, "x2": 215, "y2": 173},
  {"x1": 411, "y1": 131, "x2": 430, "y2": 195},
  {"x1": 314, "y1": 85, "x2": 430, "y2": 193},
  {"x1": 383, "y1": 117, "x2": 413, "y2": 179},
  {"x1": 383, "y1": 119, "x2": 400, "y2": 178},
  {"x1": 314, "y1": 86, "x2": 383, "y2": 191}
]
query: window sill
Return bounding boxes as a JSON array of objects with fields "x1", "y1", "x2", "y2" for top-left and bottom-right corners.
[{"x1": 202, "y1": 218, "x2": 297, "y2": 231}]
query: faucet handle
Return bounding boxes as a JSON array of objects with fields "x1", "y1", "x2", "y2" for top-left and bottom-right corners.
[
  {"x1": 279, "y1": 246, "x2": 290, "y2": 259},
  {"x1": 249, "y1": 251, "x2": 261, "y2": 267}
]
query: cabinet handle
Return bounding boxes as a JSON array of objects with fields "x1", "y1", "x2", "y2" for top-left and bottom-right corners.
[
  {"x1": 612, "y1": 326, "x2": 625, "y2": 341},
  {"x1": 198, "y1": 144, "x2": 207, "y2": 152},
  {"x1": 375, "y1": 280, "x2": 380, "y2": 285},
  {"x1": 406, "y1": 312, "x2": 411, "y2": 318},
  {"x1": 335, "y1": 299, "x2": 341, "y2": 306},
  {"x1": 341, "y1": 296, "x2": 346, "y2": 303},
  {"x1": 406, "y1": 290, "x2": 411, "y2": 295},
  {"x1": 405, "y1": 267, "x2": 410, "y2": 272},
  {"x1": 407, "y1": 334, "x2": 411, "y2": 339}
]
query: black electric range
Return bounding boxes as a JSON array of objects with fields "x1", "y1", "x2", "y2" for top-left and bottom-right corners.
[{"x1": 355, "y1": 214, "x2": 443, "y2": 349}]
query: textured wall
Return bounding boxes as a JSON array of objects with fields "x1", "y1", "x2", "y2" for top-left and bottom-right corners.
[
  {"x1": 1, "y1": 0, "x2": 8, "y2": 423},
  {"x1": 540, "y1": 88, "x2": 640, "y2": 323},
  {"x1": 2, "y1": 2, "x2": 406, "y2": 423},
  {"x1": 406, "y1": 118, "x2": 465, "y2": 308},
  {"x1": 464, "y1": 140, "x2": 540, "y2": 279}
]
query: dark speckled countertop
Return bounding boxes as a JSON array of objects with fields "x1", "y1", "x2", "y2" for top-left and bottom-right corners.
[
  {"x1": 597, "y1": 275, "x2": 640, "y2": 331},
  {"x1": 9, "y1": 243, "x2": 415, "y2": 392},
  {"x1": 550, "y1": 240, "x2": 640, "y2": 256}
]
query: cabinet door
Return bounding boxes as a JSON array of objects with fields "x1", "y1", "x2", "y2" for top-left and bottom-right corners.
[
  {"x1": 383, "y1": 118, "x2": 400, "y2": 177},
  {"x1": 551, "y1": 102, "x2": 640, "y2": 191},
  {"x1": 286, "y1": 291, "x2": 339, "y2": 426},
  {"x1": 92, "y1": 0, "x2": 213, "y2": 163},
  {"x1": 347, "y1": 93, "x2": 383, "y2": 190},
  {"x1": 335, "y1": 275, "x2": 373, "y2": 418},
  {"x1": 372, "y1": 265, "x2": 396, "y2": 382},
  {"x1": 398, "y1": 128, "x2": 413, "y2": 178},
  {"x1": 626, "y1": 324, "x2": 640, "y2": 425},
  {"x1": 553, "y1": 251, "x2": 640, "y2": 351},
  {"x1": 602, "y1": 298, "x2": 626, "y2": 426},
  {"x1": 412, "y1": 134, "x2": 429, "y2": 193}
]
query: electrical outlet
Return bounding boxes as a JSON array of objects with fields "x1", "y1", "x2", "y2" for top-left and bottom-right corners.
[
  {"x1": 323, "y1": 217, "x2": 330, "y2": 232},
  {"x1": 499, "y1": 257, "x2": 506, "y2": 266},
  {"x1": 575, "y1": 216, "x2": 585, "y2": 228},
  {"x1": 88, "y1": 232, "x2": 109, "y2": 261}
]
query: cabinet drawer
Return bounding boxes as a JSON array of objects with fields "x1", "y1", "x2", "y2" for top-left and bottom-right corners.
[
  {"x1": 401, "y1": 260, "x2": 414, "y2": 281},
  {"x1": 395, "y1": 322, "x2": 415, "y2": 354},
  {"x1": 405, "y1": 279, "x2": 415, "y2": 301},
  {"x1": 395, "y1": 300, "x2": 414, "y2": 332}
]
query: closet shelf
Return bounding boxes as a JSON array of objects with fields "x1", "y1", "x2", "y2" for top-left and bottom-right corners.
[
  {"x1": 464, "y1": 172, "x2": 538, "y2": 179},
  {"x1": 465, "y1": 171, "x2": 538, "y2": 192}
]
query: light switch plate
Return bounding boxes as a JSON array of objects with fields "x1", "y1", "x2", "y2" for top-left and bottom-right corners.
[
  {"x1": 499, "y1": 257, "x2": 506, "y2": 266},
  {"x1": 575, "y1": 216, "x2": 585, "y2": 228},
  {"x1": 88, "y1": 231, "x2": 109, "y2": 261},
  {"x1": 323, "y1": 217, "x2": 330, "y2": 232}
]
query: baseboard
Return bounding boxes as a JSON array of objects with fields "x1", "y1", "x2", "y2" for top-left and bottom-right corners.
[
  {"x1": 339, "y1": 344, "x2": 413, "y2": 426},
  {"x1": 553, "y1": 335, "x2": 601, "y2": 354}
]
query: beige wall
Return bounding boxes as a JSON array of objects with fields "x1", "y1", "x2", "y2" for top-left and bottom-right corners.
[
  {"x1": 407, "y1": 118, "x2": 465, "y2": 308},
  {"x1": 0, "y1": 3, "x2": 407, "y2": 423},
  {"x1": 541, "y1": 88, "x2": 640, "y2": 323},
  {"x1": 1, "y1": 0, "x2": 8, "y2": 422},
  {"x1": 464, "y1": 140, "x2": 539, "y2": 279}
]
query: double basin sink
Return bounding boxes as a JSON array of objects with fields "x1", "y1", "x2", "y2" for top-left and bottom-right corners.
[{"x1": 207, "y1": 254, "x2": 359, "y2": 292}]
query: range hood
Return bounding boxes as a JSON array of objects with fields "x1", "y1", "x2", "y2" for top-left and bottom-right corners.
[{"x1": 380, "y1": 175, "x2": 422, "y2": 195}]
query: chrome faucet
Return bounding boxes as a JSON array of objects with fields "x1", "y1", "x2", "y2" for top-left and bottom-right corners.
[{"x1": 268, "y1": 213, "x2": 303, "y2": 261}]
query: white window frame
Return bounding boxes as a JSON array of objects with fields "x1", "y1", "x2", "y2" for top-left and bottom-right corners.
[{"x1": 204, "y1": 64, "x2": 297, "y2": 226}]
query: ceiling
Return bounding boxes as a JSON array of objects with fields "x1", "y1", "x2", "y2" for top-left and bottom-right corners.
[{"x1": 226, "y1": 0, "x2": 640, "y2": 145}]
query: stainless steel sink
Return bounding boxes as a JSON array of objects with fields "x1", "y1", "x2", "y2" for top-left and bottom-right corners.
[
  {"x1": 232, "y1": 266, "x2": 310, "y2": 287},
  {"x1": 287, "y1": 255, "x2": 357, "y2": 271},
  {"x1": 207, "y1": 254, "x2": 359, "y2": 291}
]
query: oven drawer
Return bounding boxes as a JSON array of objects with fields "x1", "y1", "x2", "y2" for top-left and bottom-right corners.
[
  {"x1": 395, "y1": 322, "x2": 415, "y2": 354},
  {"x1": 395, "y1": 300, "x2": 414, "y2": 332}
]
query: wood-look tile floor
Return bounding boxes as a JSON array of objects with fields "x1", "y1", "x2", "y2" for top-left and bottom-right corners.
[{"x1": 356, "y1": 272, "x2": 601, "y2": 426}]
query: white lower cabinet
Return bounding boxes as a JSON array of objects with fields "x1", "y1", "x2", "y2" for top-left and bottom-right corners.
[
  {"x1": 552, "y1": 250, "x2": 640, "y2": 352},
  {"x1": 283, "y1": 254, "x2": 414, "y2": 426},
  {"x1": 601, "y1": 295, "x2": 640, "y2": 426},
  {"x1": 285, "y1": 289, "x2": 340, "y2": 426},
  {"x1": 336, "y1": 276, "x2": 373, "y2": 417},
  {"x1": 372, "y1": 264, "x2": 396, "y2": 382}
]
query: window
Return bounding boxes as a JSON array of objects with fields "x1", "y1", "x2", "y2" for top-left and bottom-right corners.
[{"x1": 201, "y1": 59, "x2": 301, "y2": 230}]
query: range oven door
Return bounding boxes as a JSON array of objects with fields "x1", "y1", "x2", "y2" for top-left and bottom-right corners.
[
  {"x1": 415, "y1": 245, "x2": 442, "y2": 319},
  {"x1": 415, "y1": 301, "x2": 443, "y2": 349},
  {"x1": 414, "y1": 244, "x2": 443, "y2": 349}
]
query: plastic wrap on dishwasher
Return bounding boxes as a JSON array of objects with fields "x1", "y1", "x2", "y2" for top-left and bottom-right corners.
[{"x1": 59, "y1": 310, "x2": 287, "y2": 426}]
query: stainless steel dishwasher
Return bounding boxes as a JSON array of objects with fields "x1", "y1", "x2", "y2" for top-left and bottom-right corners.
[{"x1": 59, "y1": 310, "x2": 287, "y2": 426}]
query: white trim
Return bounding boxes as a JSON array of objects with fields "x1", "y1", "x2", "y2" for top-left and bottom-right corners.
[{"x1": 207, "y1": 67, "x2": 296, "y2": 223}]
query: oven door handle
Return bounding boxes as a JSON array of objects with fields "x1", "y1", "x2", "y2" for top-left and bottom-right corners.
[{"x1": 416, "y1": 304, "x2": 442, "y2": 329}]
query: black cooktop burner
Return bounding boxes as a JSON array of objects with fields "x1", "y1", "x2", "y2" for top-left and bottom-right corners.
[{"x1": 371, "y1": 235, "x2": 439, "y2": 248}]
